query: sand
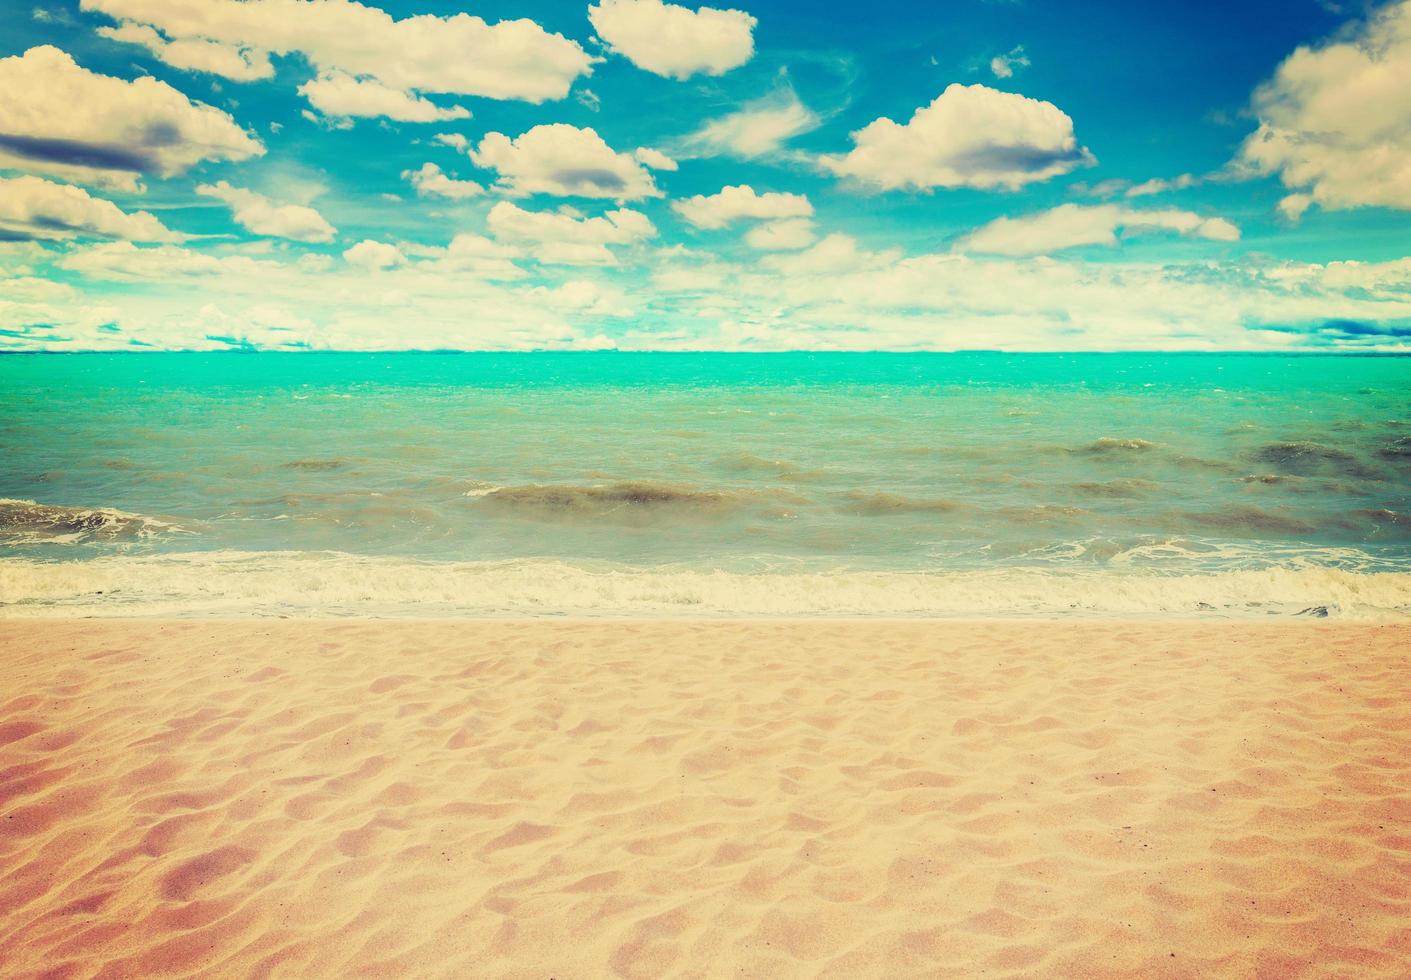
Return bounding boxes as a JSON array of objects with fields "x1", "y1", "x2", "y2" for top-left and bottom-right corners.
[{"x1": 1, "y1": 619, "x2": 1409, "y2": 979}]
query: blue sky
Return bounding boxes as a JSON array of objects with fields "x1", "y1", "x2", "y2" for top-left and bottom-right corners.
[{"x1": 2, "y1": 0, "x2": 1410, "y2": 350}]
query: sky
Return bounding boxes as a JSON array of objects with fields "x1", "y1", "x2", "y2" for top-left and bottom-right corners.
[{"x1": 1, "y1": 0, "x2": 1410, "y2": 352}]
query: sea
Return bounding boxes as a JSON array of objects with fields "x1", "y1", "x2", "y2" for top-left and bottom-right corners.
[{"x1": 1, "y1": 352, "x2": 1408, "y2": 619}]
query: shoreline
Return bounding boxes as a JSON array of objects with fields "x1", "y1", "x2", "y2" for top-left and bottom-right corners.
[
  {"x1": 4, "y1": 553, "x2": 1409, "y2": 621},
  {"x1": 3, "y1": 619, "x2": 1409, "y2": 976}
]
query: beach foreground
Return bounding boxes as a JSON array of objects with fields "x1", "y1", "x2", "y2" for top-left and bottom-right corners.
[{"x1": 2, "y1": 620, "x2": 1409, "y2": 979}]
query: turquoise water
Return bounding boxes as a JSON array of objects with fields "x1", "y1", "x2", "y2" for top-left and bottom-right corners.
[{"x1": 2, "y1": 352, "x2": 1409, "y2": 617}]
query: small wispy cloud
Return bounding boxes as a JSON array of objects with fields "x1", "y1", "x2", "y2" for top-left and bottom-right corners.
[
  {"x1": 675, "y1": 84, "x2": 821, "y2": 160},
  {"x1": 990, "y1": 45, "x2": 1030, "y2": 79}
]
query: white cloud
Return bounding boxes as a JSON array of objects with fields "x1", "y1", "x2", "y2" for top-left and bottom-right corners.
[
  {"x1": 343, "y1": 240, "x2": 407, "y2": 270},
  {"x1": 299, "y1": 72, "x2": 470, "y2": 123},
  {"x1": 96, "y1": 22, "x2": 272, "y2": 81},
  {"x1": 1278, "y1": 193, "x2": 1314, "y2": 222},
  {"x1": 990, "y1": 45, "x2": 1029, "y2": 79},
  {"x1": 0, "y1": 45, "x2": 263, "y2": 188},
  {"x1": 673, "y1": 185, "x2": 813, "y2": 229},
  {"x1": 196, "y1": 181, "x2": 336, "y2": 242},
  {"x1": 0, "y1": 175, "x2": 179, "y2": 241},
  {"x1": 433, "y1": 234, "x2": 524, "y2": 279},
  {"x1": 486, "y1": 201, "x2": 655, "y2": 265},
  {"x1": 587, "y1": 0, "x2": 755, "y2": 79},
  {"x1": 959, "y1": 204, "x2": 1240, "y2": 256},
  {"x1": 401, "y1": 163, "x2": 484, "y2": 200},
  {"x1": 530, "y1": 279, "x2": 633, "y2": 317},
  {"x1": 678, "y1": 86, "x2": 820, "y2": 159},
  {"x1": 82, "y1": 0, "x2": 593, "y2": 104},
  {"x1": 469, "y1": 124, "x2": 660, "y2": 200},
  {"x1": 744, "y1": 218, "x2": 817, "y2": 251},
  {"x1": 760, "y1": 233, "x2": 903, "y2": 277},
  {"x1": 18, "y1": 234, "x2": 1411, "y2": 352},
  {"x1": 821, "y1": 83, "x2": 1093, "y2": 192},
  {"x1": 58, "y1": 240, "x2": 298, "y2": 280},
  {"x1": 1125, "y1": 173, "x2": 1198, "y2": 198},
  {"x1": 1237, "y1": 0, "x2": 1411, "y2": 216},
  {"x1": 37, "y1": 239, "x2": 617, "y2": 350},
  {"x1": 433, "y1": 133, "x2": 469, "y2": 152},
  {"x1": 634, "y1": 147, "x2": 679, "y2": 171}
]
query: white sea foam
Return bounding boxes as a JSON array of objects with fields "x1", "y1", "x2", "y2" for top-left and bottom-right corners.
[
  {"x1": 0, "y1": 499, "x2": 192, "y2": 546},
  {"x1": 1, "y1": 552, "x2": 1408, "y2": 620}
]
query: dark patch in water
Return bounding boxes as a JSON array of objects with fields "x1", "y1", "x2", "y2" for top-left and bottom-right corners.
[
  {"x1": 1072, "y1": 479, "x2": 1160, "y2": 498},
  {"x1": 1002, "y1": 505, "x2": 1090, "y2": 524},
  {"x1": 1173, "y1": 454, "x2": 1239, "y2": 472},
  {"x1": 475, "y1": 482, "x2": 785, "y2": 520},
  {"x1": 0, "y1": 499, "x2": 188, "y2": 544},
  {"x1": 1353, "y1": 509, "x2": 1411, "y2": 535},
  {"x1": 719, "y1": 453, "x2": 818, "y2": 479},
  {"x1": 1080, "y1": 437, "x2": 1159, "y2": 454},
  {"x1": 1181, "y1": 505, "x2": 1315, "y2": 536},
  {"x1": 1252, "y1": 441, "x2": 1379, "y2": 480},
  {"x1": 282, "y1": 459, "x2": 349, "y2": 471},
  {"x1": 1379, "y1": 436, "x2": 1411, "y2": 460},
  {"x1": 839, "y1": 491, "x2": 960, "y2": 516},
  {"x1": 1240, "y1": 474, "x2": 1288, "y2": 485}
]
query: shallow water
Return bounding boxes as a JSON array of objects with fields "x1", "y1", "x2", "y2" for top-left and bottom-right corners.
[{"x1": 2, "y1": 352, "x2": 1408, "y2": 617}]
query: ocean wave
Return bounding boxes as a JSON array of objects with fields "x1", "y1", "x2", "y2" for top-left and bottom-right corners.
[
  {"x1": 1252, "y1": 441, "x2": 1381, "y2": 479},
  {"x1": 839, "y1": 491, "x2": 960, "y2": 515},
  {"x1": 1072, "y1": 479, "x2": 1160, "y2": 498},
  {"x1": 1081, "y1": 437, "x2": 1160, "y2": 453},
  {"x1": 1352, "y1": 508, "x2": 1411, "y2": 536},
  {"x1": 1181, "y1": 505, "x2": 1316, "y2": 536},
  {"x1": 472, "y1": 481, "x2": 802, "y2": 518},
  {"x1": 1380, "y1": 436, "x2": 1411, "y2": 460},
  {"x1": 1, "y1": 552, "x2": 1407, "y2": 620},
  {"x1": 0, "y1": 499, "x2": 192, "y2": 546},
  {"x1": 717, "y1": 452, "x2": 820, "y2": 479},
  {"x1": 281, "y1": 458, "x2": 351, "y2": 471}
]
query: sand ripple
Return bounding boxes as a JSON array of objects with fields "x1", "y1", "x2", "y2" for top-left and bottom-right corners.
[{"x1": 2, "y1": 620, "x2": 1410, "y2": 977}]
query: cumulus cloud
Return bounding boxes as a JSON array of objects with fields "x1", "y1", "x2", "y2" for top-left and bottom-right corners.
[
  {"x1": 401, "y1": 163, "x2": 484, "y2": 201},
  {"x1": 0, "y1": 175, "x2": 179, "y2": 241},
  {"x1": 672, "y1": 185, "x2": 813, "y2": 229},
  {"x1": 588, "y1": 0, "x2": 755, "y2": 79},
  {"x1": 299, "y1": 72, "x2": 470, "y2": 123},
  {"x1": 990, "y1": 45, "x2": 1030, "y2": 79},
  {"x1": 196, "y1": 181, "x2": 336, "y2": 243},
  {"x1": 40, "y1": 239, "x2": 607, "y2": 351},
  {"x1": 486, "y1": 201, "x2": 655, "y2": 265},
  {"x1": 433, "y1": 133, "x2": 469, "y2": 152},
  {"x1": 678, "y1": 86, "x2": 820, "y2": 159},
  {"x1": 634, "y1": 147, "x2": 679, "y2": 171},
  {"x1": 0, "y1": 45, "x2": 263, "y2": 188},
  {"x1": 97, "y1": 22, "x2": 272, "y2": 81},
  {"x1": 469, "y1": 124, "x2": 661, "y2": 200},
  {"x1": 1237, "y1": 0, "x2": 1411, "y2": 216},
  {"x1": 1125, "y1": 174, "x2": 1199, "y2": 198},
  {"x1": 744, "y1": 218, "x2": 817, "y2": 251},
  {"x1": 343, "y1": 240, "x2": 407, "y2": 271},
  {"x1": 760, "y1": 233, "x2": 903, "y2": 277},
  {"x1": 428, "y1": 234, "x2": 525, "y2": 280},
  {"x1": 821, "y1": 83, "x2": 1093, "y2": 192},
  {"x1": 530, "y1": 279, "x2": 633, "y2": 317},
  {"x1": 958, "y1": 204, "x2": 1240, "y2": 256},
  {"x1": 57, "y1": 240, "x2": 297, "y2": 280},
  {"x1": 82, "y1": 0, "x2": 593, "y2": 105},
  {"x1": 19, "y1": 232, "x2": 1411, "y2": 352}
]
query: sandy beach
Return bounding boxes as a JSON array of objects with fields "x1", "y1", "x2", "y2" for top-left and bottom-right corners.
[{"x1": 1, "y1": 619, "x2": 1409, "y2": 978}]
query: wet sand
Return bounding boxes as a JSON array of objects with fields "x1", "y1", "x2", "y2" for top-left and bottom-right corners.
[{"x1": 1, "y1": 619, "x2": 1409, "y2": 978}]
